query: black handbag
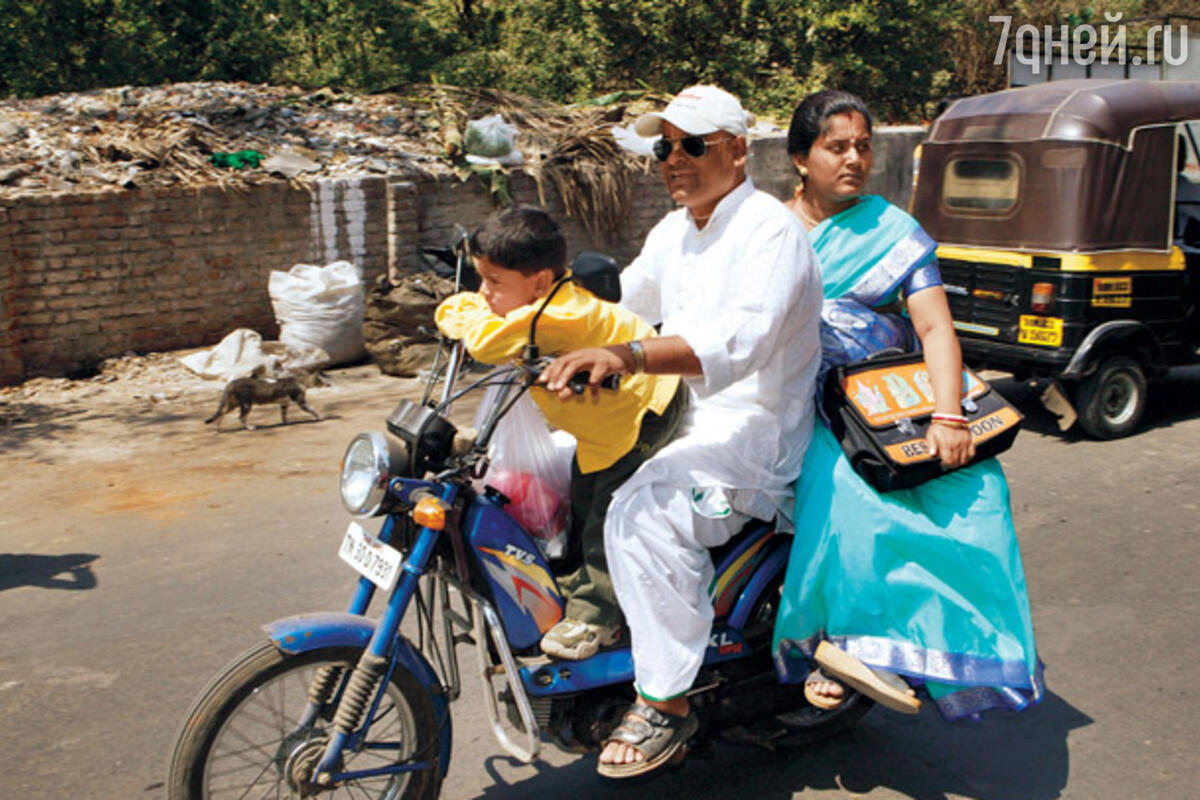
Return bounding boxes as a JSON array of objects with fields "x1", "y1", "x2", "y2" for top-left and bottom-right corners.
[{"x1": 822, "y1": 351, "x2": 1023, "y2": 492}]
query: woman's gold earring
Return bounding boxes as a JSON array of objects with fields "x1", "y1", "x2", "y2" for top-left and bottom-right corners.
[{"x1": 797, "y1": 165, "x2": 808, "y2": 179}]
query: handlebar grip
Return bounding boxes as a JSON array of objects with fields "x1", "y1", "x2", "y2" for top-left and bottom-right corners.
[{"x1": 567, "y1": 371, "x2": 621, "y2": 394}]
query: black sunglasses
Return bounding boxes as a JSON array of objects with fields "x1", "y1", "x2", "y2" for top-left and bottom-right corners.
[{"x1": 652, "y1": 135, "x2": 733, "y2": 162}]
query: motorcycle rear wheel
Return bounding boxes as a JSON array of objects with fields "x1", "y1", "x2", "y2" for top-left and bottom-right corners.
[
  {"x1": 168, "y1": 642, "x2": 443, "y2": 800},
  {"x1": 747, "y1": 578, "x2": 873, "y2": 744}
]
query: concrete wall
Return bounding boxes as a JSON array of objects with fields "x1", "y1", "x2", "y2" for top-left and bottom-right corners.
[
  {"x1": 0, "y1": 129, "x2": 922, "y2": 385},
  {"x1": 747, "y1": 125, "x2": 925, "y2": 209}
]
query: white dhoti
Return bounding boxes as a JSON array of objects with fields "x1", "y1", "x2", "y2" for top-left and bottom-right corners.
[
  {"x1": 606, "y1": 481, "x2": 750, "y2": 699},
  {"x1": 608, "y1": 177, "x2": 823, "y2": 700}
]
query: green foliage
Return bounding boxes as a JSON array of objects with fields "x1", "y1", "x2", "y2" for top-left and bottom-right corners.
[{"x1": 2, "y1": 0, "x2": 1178, "y2": 121}]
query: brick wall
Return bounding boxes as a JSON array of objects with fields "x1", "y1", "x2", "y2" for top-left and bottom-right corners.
[{"x1": 0, "y1": 129, "x2": 920, "y2": 385}]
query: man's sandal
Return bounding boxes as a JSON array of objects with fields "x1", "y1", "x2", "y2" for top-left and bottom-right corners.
[
  {"x1": 804, "y1": 668, "x2": 847, "y2": 711},
  {"x1": 596, "y1": 702, "x2": 700, "y2": 780},
  {"x1": 814, "y1": 640, "x2": 921, "y2": 715}
]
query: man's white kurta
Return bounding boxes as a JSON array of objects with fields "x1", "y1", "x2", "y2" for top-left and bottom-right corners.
[{"x1": 607, "y1": 177, "x2": 823, "y2": 700}]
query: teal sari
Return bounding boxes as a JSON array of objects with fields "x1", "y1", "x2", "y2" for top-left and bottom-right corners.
[{"x1": 772, "y1": 196, "x2": 1043, "y2": 720}]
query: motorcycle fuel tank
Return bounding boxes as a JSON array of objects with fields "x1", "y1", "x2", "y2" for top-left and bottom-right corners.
[{"x1": 463, "y1": 493, "x2": 564, "y2": 649}]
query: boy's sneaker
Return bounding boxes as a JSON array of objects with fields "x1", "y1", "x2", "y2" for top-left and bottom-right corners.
[{"x1": 540, "y1": 618, "x2": 622, "y2": 660}]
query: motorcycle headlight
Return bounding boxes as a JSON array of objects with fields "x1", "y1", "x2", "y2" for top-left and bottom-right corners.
[{"x1": 339, "y1": 432, "x2": 405, "y2": 517}]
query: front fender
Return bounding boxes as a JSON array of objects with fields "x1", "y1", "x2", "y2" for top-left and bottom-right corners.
[{"x1": 264, "y1": 612, "x2": 452, "y2": 778}]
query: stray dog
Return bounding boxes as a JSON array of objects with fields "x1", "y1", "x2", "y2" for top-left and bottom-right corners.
[{"x1": 204, "y1": 372, "x2": 324, "y2": 430}]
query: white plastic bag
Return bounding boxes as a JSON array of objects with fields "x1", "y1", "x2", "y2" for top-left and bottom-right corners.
[
  {"x1": 477, "y1": 390, "x2": 571, "y2": 559},
  {"x1": 464, "y1": 114, "x2": 519, "y2": 159},
  {"x1": 179, "y1": 329, "x2": 331, "y2": 382},
  {"x1": 179, "y1": 328, "x2": 267, "y2": 381},
  {"x1": 269, "y1": 260, "x2": 365, "y2": 366},
  {"x1": 611, "y1": 123, "x2": 657, "y2": 158}
]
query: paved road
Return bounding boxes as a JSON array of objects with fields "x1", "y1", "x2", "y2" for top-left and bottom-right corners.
[{"x1": 2, "y1": 366, "x2": 1199, "y2": 799}]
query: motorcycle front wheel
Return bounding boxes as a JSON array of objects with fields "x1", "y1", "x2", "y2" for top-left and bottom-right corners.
[{"x1": 168, "y1": 642, "x2": 444, "y2": 800}]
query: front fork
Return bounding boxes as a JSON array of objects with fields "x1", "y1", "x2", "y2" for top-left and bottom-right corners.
[{"x1": 307, "y1": 485, "x2": 457, "y2": 788}]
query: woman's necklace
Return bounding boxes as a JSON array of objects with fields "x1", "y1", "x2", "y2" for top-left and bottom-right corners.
[
  {"x1": 793, "y1": 191, "x2": 857, "y2": 230},
  {"x1": 792, "y1": 195, "x2": 824, "y2": 230}
]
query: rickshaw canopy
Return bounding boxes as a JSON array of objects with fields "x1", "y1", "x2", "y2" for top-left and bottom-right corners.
[
  {"x1": 914, "y1": 80, "x2": 1200, "y2": 253},
  {"x1": 929, "y1": 79, "x2": 1200, "y2": 149}
]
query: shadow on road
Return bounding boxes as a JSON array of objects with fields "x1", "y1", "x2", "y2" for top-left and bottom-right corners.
[
  {"x1": 0, "y1": 552, "x2": 99, "y2": 591},
  {"x1": 988, "y1": 366, "x2": 1200, "y2": 442},
  {"x1": 465, "y1": 691, "x2": 1088, "y2": 800}
]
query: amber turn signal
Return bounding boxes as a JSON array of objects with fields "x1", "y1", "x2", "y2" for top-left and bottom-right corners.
[
  {"x1": 1031, "y1": 282, "x2": 1055, "y2": 314},
  {"x1": 412, "y1": 496, "x2": 447, "y2": 530}
]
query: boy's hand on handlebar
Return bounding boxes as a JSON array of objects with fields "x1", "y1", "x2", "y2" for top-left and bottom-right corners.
[
  {"x1": 927, "y1": 423, "x2": 975, "y2": 468},
  {"x1": 539, "y1": 346, "x2": 630, "y2": 401}
]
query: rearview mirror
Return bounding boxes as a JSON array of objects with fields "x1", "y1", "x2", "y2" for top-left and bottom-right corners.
[{"x1": 570, "y1": 251, "x2": 621, "y2": 303}]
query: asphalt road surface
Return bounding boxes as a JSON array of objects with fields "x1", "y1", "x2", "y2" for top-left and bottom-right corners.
[{"x1": 2, "y1": 365, "x2": 1199, "y2": 799}]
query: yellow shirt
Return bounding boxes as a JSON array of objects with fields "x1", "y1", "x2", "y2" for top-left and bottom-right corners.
[{"x1": 436, "y1": 282, "x2": 680, "y2": 473}]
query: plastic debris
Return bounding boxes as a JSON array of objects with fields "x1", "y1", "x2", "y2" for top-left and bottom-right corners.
[{"x1": 209, "y1": 150, "x2": 264, "y2": 170}]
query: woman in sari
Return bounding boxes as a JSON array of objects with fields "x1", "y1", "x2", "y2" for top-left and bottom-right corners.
[{"x1": 772, "y1": 90, "x2": 1043, "y2": 720}]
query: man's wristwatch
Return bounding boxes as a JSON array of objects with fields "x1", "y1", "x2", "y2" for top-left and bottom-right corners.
[{"x1": 627, "y1": 340, "x2": 647, "y2": 374}]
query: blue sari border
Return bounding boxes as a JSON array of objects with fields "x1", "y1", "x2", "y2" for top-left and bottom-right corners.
[
  {"x1": 846, "y1": 226, "x2": 938, "y2": 306},
  {"x1": 775, "y1": 635, "x2": 1045, "y2": 721},
  {"x1": 776, "y1": 634, "x2": 1038, "y2": 688}
]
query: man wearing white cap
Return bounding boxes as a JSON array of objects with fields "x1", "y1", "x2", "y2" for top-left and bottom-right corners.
[{"x1": 541, "y1": 85, "x2": 823, "y2": 778}]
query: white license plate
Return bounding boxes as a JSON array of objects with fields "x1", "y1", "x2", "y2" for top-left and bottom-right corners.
[{"x1": 338, "y1": 521, "x2": 403, "y2": 591}]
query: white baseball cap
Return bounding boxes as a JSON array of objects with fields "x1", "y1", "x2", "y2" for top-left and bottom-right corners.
[{"x1": 634, "y1": 85, "x2": 756, "y2": 138}]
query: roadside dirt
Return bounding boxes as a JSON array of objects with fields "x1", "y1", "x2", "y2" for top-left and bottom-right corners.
[
  {"x1": 0, "y1": 350, "x2": 465, "y2": 526},
  {"x1": 0, "y1": 349, "x2": 423, "y2": 456}
]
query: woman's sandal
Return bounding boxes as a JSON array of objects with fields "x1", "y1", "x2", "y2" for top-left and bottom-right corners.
[
  {"x1": 814, "y1": 640, "x2": 921, "y2": 715},
  {"x1": 596, "y1": 701, "x2": 700, "y2": 780},
  {"x1": 804, "y1": 668, "x2": 847, "y2": 710}
]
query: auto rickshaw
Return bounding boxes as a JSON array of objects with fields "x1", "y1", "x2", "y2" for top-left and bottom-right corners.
[{"x1": 912, "y1": 79, "x2": 1200, "y2": 438}]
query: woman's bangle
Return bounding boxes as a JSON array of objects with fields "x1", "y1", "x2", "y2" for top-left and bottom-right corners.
[
  {"x1": 931, "y1": 413, "x2": 969, "y2": 429},
  {"x1": 626, "y1": 340, "x2": 647, "y2": 374}
]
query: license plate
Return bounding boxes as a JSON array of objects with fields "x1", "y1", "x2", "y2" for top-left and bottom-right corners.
[
  {"x1": 1018, "y1": 315, "x2": 1063, "y2": 347},
  {"x1": 338, "y1": 521, "x2": 403, "y2": 591}
]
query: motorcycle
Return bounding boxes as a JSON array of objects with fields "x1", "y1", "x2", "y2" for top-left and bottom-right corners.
[{"x1": 168, "y1": 236, "x2": 870, "y2": 799}]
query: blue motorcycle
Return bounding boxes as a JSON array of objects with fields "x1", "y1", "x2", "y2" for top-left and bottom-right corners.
[{"x1": 168, "y1": 243, "x2": 869, "y2": 800}]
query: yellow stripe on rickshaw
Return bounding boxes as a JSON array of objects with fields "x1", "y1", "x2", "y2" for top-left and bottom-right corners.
[{"x1": 936, "y1": 245, "x2": 1185, "y2": 272}]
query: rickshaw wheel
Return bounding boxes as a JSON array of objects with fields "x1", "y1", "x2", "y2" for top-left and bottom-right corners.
[{"x1": 1075, "y1": 355, "x2": 1147, "y2": 439}]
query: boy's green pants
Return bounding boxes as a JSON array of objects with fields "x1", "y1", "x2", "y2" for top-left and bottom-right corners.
[{"x1": 557, "y1": 385, "x2": 688, "y2": 626}]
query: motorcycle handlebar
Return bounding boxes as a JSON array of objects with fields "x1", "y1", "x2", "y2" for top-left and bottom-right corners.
[
  {"x1": 565, "y1": 371, "x2": 621, "y2": 394},
  {"x1": 526, "y1": 360, "x2": 621, "y2": 394}
]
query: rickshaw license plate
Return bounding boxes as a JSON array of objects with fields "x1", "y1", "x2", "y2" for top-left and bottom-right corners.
[
  {"x1": 1018, "y1": 315, "x2": 1063, "y2": 347},
  {"x1": 338, "y1": 521, "x2": 403, "y2": 591}
]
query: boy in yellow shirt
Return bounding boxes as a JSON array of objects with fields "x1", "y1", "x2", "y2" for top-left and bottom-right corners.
[{"x1": 436, "y1": 205, "x2": 686, "y2": 660}]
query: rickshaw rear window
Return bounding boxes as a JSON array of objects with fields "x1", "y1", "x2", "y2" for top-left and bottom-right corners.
[{"x1": 943, "y1": 158, "x2": 1020, "y2": 213}]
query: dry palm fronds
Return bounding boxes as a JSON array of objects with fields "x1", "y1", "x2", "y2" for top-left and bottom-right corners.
[
  {"x1": 81, "y1": 117, "x2": 238, "y2": 188},
  {"x1": 524, "y1": 114, "x2": 637, "y2": 240},
  {"x1": 414, "y1": 83, "x2": 654, "y2": 239}
]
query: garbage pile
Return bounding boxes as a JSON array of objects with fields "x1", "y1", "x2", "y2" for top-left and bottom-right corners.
[
  {"x1": 0, "y1": 82, "x2": 461, "y2": 196},
  {"x1": 0, "y1": 82, "x2": 664, "y2": 235}
]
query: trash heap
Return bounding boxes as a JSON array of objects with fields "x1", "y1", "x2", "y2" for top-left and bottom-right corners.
[{"x1": 0, "y1": 81, "x2": 665, "y2": 237}]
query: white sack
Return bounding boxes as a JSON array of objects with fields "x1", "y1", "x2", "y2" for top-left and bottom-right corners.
[{"x1": 269, "y1": 260, "x2": 366, "y2": 366}]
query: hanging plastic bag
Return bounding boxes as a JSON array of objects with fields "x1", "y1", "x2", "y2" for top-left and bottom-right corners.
[
  {"x1": 464, "y1": 114, "x2": 519, "y2": 159},
  {"x1": 269, "y1": 260, "x2": 365, "y2": 366},
  {"x1": 476, "y1": 389, "x2": 571, "y2": 559}
]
